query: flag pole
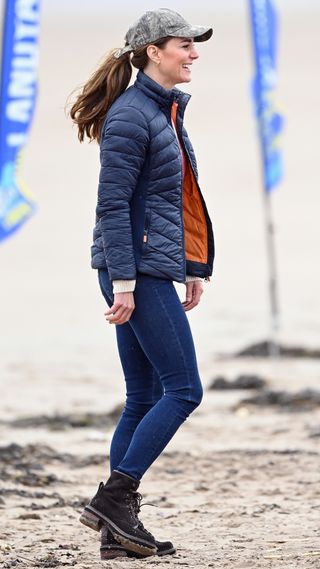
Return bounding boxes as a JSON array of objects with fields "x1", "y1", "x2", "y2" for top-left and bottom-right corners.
[
  {"x1": 248, "y1": 0, "x2": 283, "y2": 358},
  {"x1": 263, "y1": 187, "x2": 280, "y2": 357}
]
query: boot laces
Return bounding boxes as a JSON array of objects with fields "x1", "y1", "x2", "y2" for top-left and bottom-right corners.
[{"x1": 127, "y1": 491, "x2": 157, "y2": 539}]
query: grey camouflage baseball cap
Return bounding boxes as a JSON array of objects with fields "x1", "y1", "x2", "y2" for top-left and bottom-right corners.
[{"x1": 114, "y1": 8, "x2": 213, "y2": 59}]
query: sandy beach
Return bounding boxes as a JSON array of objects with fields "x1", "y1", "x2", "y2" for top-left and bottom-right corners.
[
  {"x1": 1, "y1": 2, "x2": 320, "y2": 567},
  {"x1": 1, "y1": 354, "x2": 320, "y2": 568}
]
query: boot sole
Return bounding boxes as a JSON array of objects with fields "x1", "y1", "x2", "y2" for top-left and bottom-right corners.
[
  {"x1": 126, "y1": 545, "x2": 176, "y2": 559},
  {"x1": 80, "y1": 505, "x2": 157, "y2": 557},
  {"x1": 100, "y1": 545, "x2": 176, "y2": 560},
  {"x1": 100, "y1": 549, "x2": 128, "y2": 560},
  {"x1": 79, "y1": 510, "x2": 102, "y2": 532}
]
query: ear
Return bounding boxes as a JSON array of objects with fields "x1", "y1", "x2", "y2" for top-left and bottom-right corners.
[{"x1": 146, "y1": 44, "x2": 161, "y2": 65}]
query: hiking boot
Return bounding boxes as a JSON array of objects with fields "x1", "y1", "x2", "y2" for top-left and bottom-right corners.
[
  {"x1": 100, "y1": 525, "x2": 176, "y2": 560},
  {"x1": 80, "y1": 470, "x2": 157, "y2": 556}
]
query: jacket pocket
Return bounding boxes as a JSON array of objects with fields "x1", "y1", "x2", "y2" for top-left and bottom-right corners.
[{"x1": 143, "y1": 208, "x2": 151, "y2": 245}]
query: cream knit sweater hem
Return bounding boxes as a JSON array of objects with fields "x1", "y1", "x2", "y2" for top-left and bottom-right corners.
[{"x1": 112, "y1": 275, "x2": 202, "y2": 294}]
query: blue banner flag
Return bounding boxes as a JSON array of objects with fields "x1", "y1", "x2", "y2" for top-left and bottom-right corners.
[
  {"x1": 249, "y1": 0, "x2": 284, "y2": 191},
  {"x1": 0, "y1": 0, "x2": 41, "y2": 242}
]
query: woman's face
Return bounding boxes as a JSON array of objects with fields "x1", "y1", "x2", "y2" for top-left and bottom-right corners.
[{"x1": 154, "y1": 37, "x2": 199, "y2": 89}]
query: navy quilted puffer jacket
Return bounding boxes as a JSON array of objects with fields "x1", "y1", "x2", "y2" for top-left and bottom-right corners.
[{"x1": 91, "y1": 70, "x2": 214, "y2": 283}]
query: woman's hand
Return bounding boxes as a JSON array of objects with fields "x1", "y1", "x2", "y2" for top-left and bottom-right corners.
[
  {"x1": 104, "y1": 292, "x2": 135, "y2": 324},
  {"x1": 182, "y1": 280, "x2": 204, "y2": 311}
]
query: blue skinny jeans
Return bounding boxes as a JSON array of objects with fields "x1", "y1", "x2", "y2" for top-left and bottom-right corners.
[{"x1": 98, "y1": 269, "x2": 203, "y2": 480}]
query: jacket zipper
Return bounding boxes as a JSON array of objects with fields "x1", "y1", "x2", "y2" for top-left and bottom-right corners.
[
  {"x1": 179, "y1": 150, "x2": 186, "y2": 282},
  {"x1": 170, "y1": 106, "x2": 186, "y2": 282}
]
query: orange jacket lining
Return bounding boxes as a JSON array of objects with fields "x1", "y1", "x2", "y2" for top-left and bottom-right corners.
[{"x1": 171, "y1": 102, "x2": 208, "y2": 264}]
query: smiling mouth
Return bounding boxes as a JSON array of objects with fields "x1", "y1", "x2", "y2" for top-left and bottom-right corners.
[{"x1": 182, "y1": 64, "x2": 192, "y2": 70}]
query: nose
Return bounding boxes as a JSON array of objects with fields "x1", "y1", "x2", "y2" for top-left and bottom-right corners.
[{"x1": 190, "y1": 46, "x2": 199, "y2": 60}]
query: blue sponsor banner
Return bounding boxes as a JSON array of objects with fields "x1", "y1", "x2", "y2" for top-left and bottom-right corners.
[
  {"x1": 0, "y1": 0, "x2": 41, "y2": 242},
  {"x1": 249, "y1": 0, "x2": 284, "y2": 191}
]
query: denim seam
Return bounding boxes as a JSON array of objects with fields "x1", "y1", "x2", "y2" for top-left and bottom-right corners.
[
  {"x1": 134, "y1": 406, "x2": 184, "y2": 478},
  {"x1": 138, "y1": 406, "x2": 169, "y2": 472},
  {"x1": 152, "y1": 284, "x2": 192, "y2": 402}
]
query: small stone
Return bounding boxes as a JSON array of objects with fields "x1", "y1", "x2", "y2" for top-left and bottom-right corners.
[
  {"x1": 209, "y1": 374, "x2": 266, "y2": 390},
  {"x1": 17, "y1": 513, "x2": 41, "y2": 520},
  {"x1": 0, "y1": 543, "x2": 12, "y2": 552},
  {"x1": 236, "y1": 389, "x2": 320, "y2": 411}
]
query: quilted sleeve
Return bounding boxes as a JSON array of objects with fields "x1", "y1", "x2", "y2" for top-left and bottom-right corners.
[{"x1": 96, "y1": 106, "x2": 149, "y2": 280}]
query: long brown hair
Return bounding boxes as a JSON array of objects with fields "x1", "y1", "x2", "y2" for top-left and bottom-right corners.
[{"x1": 69, "y1": 37, "x2": 170, "y2": 143}]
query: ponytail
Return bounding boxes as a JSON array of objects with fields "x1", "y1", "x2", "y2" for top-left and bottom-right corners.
[
  {"x1": 69, "y1": 37, "x2": 170, "y2": 143},
  {"x1": 69, "y1": 49, "x2": 132, "y2": 143}
]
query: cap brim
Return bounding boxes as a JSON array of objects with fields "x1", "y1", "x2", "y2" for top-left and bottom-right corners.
[{"x1": 173, "y1": 26, "x2": 213, "y2": 42}]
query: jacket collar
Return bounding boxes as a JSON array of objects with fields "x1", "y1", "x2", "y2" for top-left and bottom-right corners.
[{"x1": 134, "y1": 70, "x2": 191, "y2": 116}]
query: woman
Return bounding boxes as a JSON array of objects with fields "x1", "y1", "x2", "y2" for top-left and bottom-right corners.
[{"x1": 70, "y1": 7, "x2": 214, "y2": 560}]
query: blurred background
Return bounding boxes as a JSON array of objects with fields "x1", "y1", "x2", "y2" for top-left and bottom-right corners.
[
  {"x1": 2, "y1": 6, "x2": 320, "y2": 566},
  {"x1": 1, "y1": 0, "x2": 320, "y2": 407}
]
